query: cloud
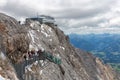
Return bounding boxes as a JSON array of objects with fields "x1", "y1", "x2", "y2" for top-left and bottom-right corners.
[
  {"x1": 0, "y1": 0, "x2": 7, "y2": 7},
  {"x1": 0, "y1": 0, "x2": 111, "y2": 18},
  {"x1": 0, "y1": 0, "x2": 120, "y2": 34},
  {"x1": 64, "y1": 26, "x2": 120, "y2": 34}
]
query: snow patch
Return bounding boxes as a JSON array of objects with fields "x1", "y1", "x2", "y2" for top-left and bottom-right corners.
[
  {"x1": 35, "y1": 48, "x2": 38, "y2": 51},
  {"x1": 29, "y1": 44, "x2": 35, "y2": 51},
  {"x1": 28, "y1": 30, "x2": 36, "y2": 43},
  {"x1": 41, "y1": 63, "x2": 44, "y2": 67},
  {"x1": 60, "y1": 46, "x2": 65, "y2": 50},
  {"x1": 37, "y1": 29, "x2": 40, "y2": 32},
  {"x1": 49, "y1": 39, "x2": 52, "y2": 42},
  {"x1": 29, "y1": 44, "x2": 38, "y2": 53},
  {"x1": 41, "y1": 31, "x2": 50, "y2": 37},
  {"x1": 40, "y1": 70, "x2": 43, "y2": 75},
  {"x1": 48, "y1": 27, "x2": 52, "y2": 33},
  {"x1": 40, "y1": 60, "x2": 44, "y2": 66},
  {"x1": 41, "y1": 25, "x2": 45, "y2": 31},
  {"x1": 40, "y1": 60, "x2": 44, "y2": 63},
  {"x1": 30, "y1": 23, "x2": 34, "y2": 27},
  {"x1": 35, "y1": 21, "x2": 40, "y2": 25},
  {"x1": 25, "y1": 65, "x2": 33, "y2": 72},
  {"x1": 37, "y1": 45, "x2": 44, "y2": 51},
  {"x1": 56, "y1": 54, "x2": 61, "y2": 59},
  {"x1": 39, "y1": 47, "x2": 44, "y2": 52},
  {"x1": 34, "y1": 61, "x2": 38, "y2": 65},
  {"x1": 38, "y1": 44, "x2": 42, "y2": 48},
  {"x1": 0, "y1": 52, "x2": 6, "y2": 60}
]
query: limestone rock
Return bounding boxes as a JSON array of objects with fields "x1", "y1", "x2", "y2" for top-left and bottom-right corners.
[{"x1": 0, "y1": 13, "x2": 120, "y2": 80}]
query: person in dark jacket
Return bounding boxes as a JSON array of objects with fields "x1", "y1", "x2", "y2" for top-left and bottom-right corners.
[
  {"x1": 23, "y1": 55, "x2": 27, "y2": 60},
  {"x1": 37, "y1": 49, "x2": 46, "y2": 60},
  {"x1": 28, "y1": 51, "x2": 32, "y2": 59},
  {"x1": 31, "y1": 50, "x2": 35, "y2": 56}
]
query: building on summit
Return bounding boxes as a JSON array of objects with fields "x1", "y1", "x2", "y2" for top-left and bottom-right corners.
[{"x1": 26, "y1": 15, "x2": 55, "y2": 24}]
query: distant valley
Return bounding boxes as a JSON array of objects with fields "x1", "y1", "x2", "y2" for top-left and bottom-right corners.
[{"x1": 69, "y1": 33, "x2": 120, "y2": 71}]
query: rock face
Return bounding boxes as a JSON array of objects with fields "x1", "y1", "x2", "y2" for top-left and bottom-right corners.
[{"x1": 0, "y1": 13, "x2": 120, "y2": 80}]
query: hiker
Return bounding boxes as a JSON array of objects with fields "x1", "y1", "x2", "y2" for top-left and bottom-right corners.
[
  {"x1": 37, "y1": 49, "x2": 46, "y2": 60},
  {"x1": 23, "y1": 53, "x2": 29, "y2": 61},
  {"x1": 31, "y1": 49, "x2": 35, "y2": 56},
  {"x1": 23, "y1": 55, "x2": 27, "y2": 60},
  {"x1": 26, "y1": 53, "x2": 29, "y2": 60},
  {"x1": 37, "y1": 49, "x2": 42, "y2": 55},
  {"x1": 35, "y1": 50, "x2": 38, "y2": 56},
  {"x1": 28, "y1": 51, "x2": 32, "y2": 59},
  {"x1": 31, "y1": 49, "x2": 38, "y2": 61}
]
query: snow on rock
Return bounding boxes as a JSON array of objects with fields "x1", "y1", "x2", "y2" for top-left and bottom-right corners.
[
  {"x1": 37, "y1": 44, "x2": 44, "y2": 51},
  {"x1": 30, "y1": 21, "x2": 40, "y2": 28},
  {"x1": 41, "y1": 30, "x2": 50, "y2": 37},
  {"x1": 40, "y1": 70, "x2": 43, "y2": 75},
  {"x1": 48, "y1": 27, "x2": 52, "y2": 33},
  {"x1": 40, "y1": 24, "x2": 52, "y2": 38},
  {"x1": 0, "y1": 52, "x2": 6, "y2": 60},
  {"x1": 28, "y1": 30, "x2": 36, "y2": 43},
  {"x1": 60, "y1": 46, "x2": 65, "y2": 50},
  {"x1": 49, "y1": 39, "x2": 52, "y2": 42},
  {"x1": 34, "y1": 61, "x2": 38, "y2": 65},
  {"x1": 56, "y1": 54, "x2": 61, "y2": 59},
  {"x1": 29, "y1": 44, "x2": 36, "y2": 51},
  {"x1": 37, "y1": 29, "x2": 40, "y2": 32},
  {"x1": 30, "y1": 23, "x2": 34, "y2": 27},
  {"x1": 40, "y1": 60, "x2": 45, "y2": 67},
  {"x1": 41, "y1": 25, "x2": 45, "y2": 31},
  {"x1": 35, "y1": 21, "x2": 40, "y2": 25},
  {"x1": 40, "y1": 60, "x2": 44, "y2": 63},
  {"x1": 25, "y1": 65, "x2": 33, "y2": 72}
]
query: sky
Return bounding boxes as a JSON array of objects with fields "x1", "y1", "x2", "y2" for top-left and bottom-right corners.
[{"x1": 0, "y1": 0, "x2": 120, "y2": 34}]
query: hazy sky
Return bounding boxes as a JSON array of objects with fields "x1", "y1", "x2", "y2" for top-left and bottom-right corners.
[{"x1": 0, "y1": 0, "x2": 120, "y2": 34}]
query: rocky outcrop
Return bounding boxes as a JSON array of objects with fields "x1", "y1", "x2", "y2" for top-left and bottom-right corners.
[
  {"x1": 0, "y1": 13, "x2": 21, "y2": 80},
  {"x1": 0, "y1": 13, "x2": 120, "y2": 80}
]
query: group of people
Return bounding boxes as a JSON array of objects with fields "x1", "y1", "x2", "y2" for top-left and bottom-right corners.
[
  {"x1": 23, "y1": 49, "x2": 45, "y2": 61},
  {"x1": 22, "y1": 49, "x2": 61, "y2": 65}
]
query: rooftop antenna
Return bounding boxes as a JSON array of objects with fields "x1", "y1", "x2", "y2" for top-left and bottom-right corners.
[
  {"x1": 37, "y1": 12, "x2": 39, "y2": 18},
  {"x1": 36, "y1": 12, "x2": 39, "y2": 21}
]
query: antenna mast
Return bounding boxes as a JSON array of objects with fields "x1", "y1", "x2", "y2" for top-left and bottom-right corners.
[{"x1": 37, "y1": 12, "x2": 39, "y2": 18}]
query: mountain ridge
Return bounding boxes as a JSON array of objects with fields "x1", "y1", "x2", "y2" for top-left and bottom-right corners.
[
  {"x1": 0, "y1": 13, "x2": 120, "y2": 80},
  {"x1": 69, "y1": 33, "x2": 120, "y2": 72}
]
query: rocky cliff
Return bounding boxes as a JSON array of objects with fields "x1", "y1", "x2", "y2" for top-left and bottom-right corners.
[{"x1": 0, "y1": 13, "x2": 120, "y2": 80}]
